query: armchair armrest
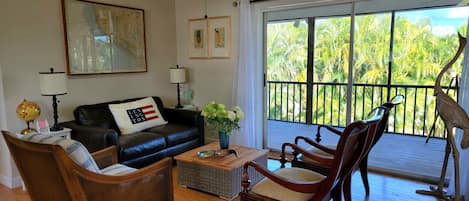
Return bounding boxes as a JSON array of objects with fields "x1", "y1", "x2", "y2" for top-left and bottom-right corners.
[
  {"x1": 60, "y1": 121, "x2": 119, "y2": 153},
  {"x1": 162, "y1": 108, "x2": 205, "y2": 145},
  {"x1": 282, "y1": 143, "x2": 334, "y2": 167},
  {"x1": 315, "y1": 125, "x2": 342, "y2": 143},
  {"x1": 91, "y1": 146, "x2": 118, "y2": 169},
  {"x1": 163, "y1": 108, "x2": 202, "y2": 126},
  {"x1": 317, "y1": 125, "x2": 342, "y2": 136},
  {"x1": 73, "y1": 157, "x2": 173, "y2": 201},
  {"x1": 294, "y1": 136, "x2": 335, "y2": 155},
  {"x1": 242, "y1": 161, "x2": 321, "y2": 194}
]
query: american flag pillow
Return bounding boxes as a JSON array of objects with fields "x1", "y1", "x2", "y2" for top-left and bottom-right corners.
[{"x1": 109, "y1": 97, "x2": 167, "y2": 135}]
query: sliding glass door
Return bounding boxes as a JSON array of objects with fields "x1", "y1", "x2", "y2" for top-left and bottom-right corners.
[{"x1": 265, "y1": 5, "x2": 468, "y2": 151}]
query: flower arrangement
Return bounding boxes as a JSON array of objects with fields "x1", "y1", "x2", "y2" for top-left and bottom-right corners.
[{"x1": 201, "y1": 101, "x2": 244, "y2": 135}]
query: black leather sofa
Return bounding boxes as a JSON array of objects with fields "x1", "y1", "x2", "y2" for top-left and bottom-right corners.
[{"x1": 61, "y1": 96, "x2": 204, "y2": 168}]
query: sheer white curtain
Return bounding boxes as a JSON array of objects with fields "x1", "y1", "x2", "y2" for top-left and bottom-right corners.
[
  {"x1": 231, "y1": 0, "x2": 263, "y2": 148},
  {"x1": 449, "y1": 17, "x2": 469, "y2": 198}
]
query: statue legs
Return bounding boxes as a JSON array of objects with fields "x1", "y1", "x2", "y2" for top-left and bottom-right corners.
[
  {"x1": 447, "y1": 130, "x2": 462, "y2": 201},
  {"x1": 416, "y1": 139, "x2": 450, "y2": 199},
  {"x1": 416, "y1": 127, "x2": 464, "y2": 201}
]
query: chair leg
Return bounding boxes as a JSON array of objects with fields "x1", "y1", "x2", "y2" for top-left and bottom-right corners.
[
  {"x1": 332, "y1": 183, "x2": 342, "y2": 201},
  {"x1": 359, "y1": 157, "x2": 370, "y2": 196},
  {"x1": 343, "y1": 175, "x2": 352, "y2": 201}
]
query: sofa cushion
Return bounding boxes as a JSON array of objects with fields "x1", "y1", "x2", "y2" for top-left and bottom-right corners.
[
  {"x1": 119, "y1": 132, "x2": 167, "y2": 161},
  {"x1": 146, "y1": 124, "x2": 199, "y2": 146},
  {"x1": 109, "y1": 97, "x2": 167, "y2": 135},
  {"x1": 74, "y1": 100, "x2": 122, "y2": 130}
]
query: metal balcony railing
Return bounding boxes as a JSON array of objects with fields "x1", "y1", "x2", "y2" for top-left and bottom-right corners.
[{"x1": 266, "y1": 81, "x2": 458, "y2": 138}]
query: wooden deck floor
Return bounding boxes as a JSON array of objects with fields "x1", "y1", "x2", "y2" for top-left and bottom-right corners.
[{"x1": 267, "y1": 120, "x2": 453, "y2": 183}]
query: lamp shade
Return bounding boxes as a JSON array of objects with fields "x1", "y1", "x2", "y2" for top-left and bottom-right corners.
[
  {"x1": 169, "y1": 68, "x2": 186, "y2": 83},
  {"x1": 39, "y1": 70, "x2": 67, "y2": 96}
]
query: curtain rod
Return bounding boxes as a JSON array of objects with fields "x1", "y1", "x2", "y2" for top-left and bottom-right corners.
[
  {"x1": 250, "y1": 0, "x2": 271, "y2": 2},
  {"x1": 249, "y1": 0, "x2": 362, "y2": 3}
]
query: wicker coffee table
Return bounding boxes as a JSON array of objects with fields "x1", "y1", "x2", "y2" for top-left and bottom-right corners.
[{"x1": 175, "y1": 142, "x2": 268, "y2": 200}]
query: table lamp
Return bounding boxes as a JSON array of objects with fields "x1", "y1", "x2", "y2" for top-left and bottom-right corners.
[
  {"x1": 39, "y1": 68, "x2": 67, "y2": 131},
  {"x1": 169, "y1": 65, "x2": 186, "y2": 109}
]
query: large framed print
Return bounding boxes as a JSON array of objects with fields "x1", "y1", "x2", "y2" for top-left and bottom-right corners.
[
  {"x1": 62, "y1": 0, "x2": 147, "y2": 75},
  {"x1": 208, "y1": 16, "x2": 231, "y2": 58},
  {"x1": 188, "y1": 18, "x2": 209, "y2": 59}
]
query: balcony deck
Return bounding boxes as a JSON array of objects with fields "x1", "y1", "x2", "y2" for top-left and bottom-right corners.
[{"x1": 267, "y1": 120, "x2": 452, "y2": 183}]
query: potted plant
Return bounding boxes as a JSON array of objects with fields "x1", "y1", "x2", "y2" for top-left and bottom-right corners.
[{"x1": 201, "y1": 101, "x2": 244, "y2": 149}]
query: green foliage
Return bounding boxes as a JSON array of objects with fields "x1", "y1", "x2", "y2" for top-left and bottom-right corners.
[
  {"x1": 267, "y1": 20, "x2": 308, "y2": 82},
  {"x1": 266, "y1": 8, "x2": 467, "y2": 138},
  {"x1": 201, "y1": 102, "x2": 244, "y2": 135}
]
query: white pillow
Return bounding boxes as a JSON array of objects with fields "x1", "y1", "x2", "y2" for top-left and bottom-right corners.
[{"x1": 109, "y1": 97, "x2": 167, "y2": 135}]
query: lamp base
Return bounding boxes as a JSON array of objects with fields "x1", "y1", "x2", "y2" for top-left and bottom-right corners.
[
  {"x1": 175, "y1": 104, "x2": 183, "y2": 109},
  {"x1": 50, "y1": 125, "x2": 63, "y2": 132}
]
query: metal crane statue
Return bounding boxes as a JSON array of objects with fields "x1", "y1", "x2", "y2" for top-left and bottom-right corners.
[{"x1": 417, "y1": 34, "x2": 468, "y2": 201}]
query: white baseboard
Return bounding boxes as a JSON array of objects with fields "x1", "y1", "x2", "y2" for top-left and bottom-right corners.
[{"x1": 0, "y1": 174, "x2": 22, "y2": 189}]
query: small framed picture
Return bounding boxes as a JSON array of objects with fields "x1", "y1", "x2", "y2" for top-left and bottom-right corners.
[
  {"x1": 208, "y1": 16, "x2": 231, "y2": 58},
  {"x1": 36, "y1": 119, "x2": 50, "y2": 134},
  {"x1": 188, "y1": 18, "x2": 209, "y2": 59}
]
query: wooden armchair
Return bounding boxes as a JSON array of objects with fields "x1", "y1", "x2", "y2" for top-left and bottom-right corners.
[
  {"x1": 239, "y1": 111, "x2": 384, "y2": 201},
  {"x1": 2, "y1": 130, "x2": 173, "y2": 201},
  {"x1": 288, "y1": 95, "x2": 403, "y2": 200}
]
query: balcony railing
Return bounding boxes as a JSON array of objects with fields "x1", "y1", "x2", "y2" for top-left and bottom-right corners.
[{"x1": 266, "y1": 81, "x2": 458, "y2": 138}]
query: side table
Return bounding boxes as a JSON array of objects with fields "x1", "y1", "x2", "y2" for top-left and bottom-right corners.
[
  {"x1": 44, "y1": 127, "x2": 72, "y2": 139},
  {"x1": 175, "y1": 142, "x2": 268, "y2": 200}
]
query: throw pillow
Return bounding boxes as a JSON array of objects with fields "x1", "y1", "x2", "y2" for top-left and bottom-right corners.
[
  {"x1": 23, "y1": 133, "x2": 101, "y2": 173},
  {"x1": 109, "y1": 97, "x2": 167, "y2": 134}
]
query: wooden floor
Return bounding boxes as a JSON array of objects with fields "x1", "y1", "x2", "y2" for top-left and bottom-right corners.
[
  {"x1": 267, "y1": 120, "x2": 452, "y2": 183},
  {"x1": 0, "y1": 159, "x2": 441, "y2": 201}
]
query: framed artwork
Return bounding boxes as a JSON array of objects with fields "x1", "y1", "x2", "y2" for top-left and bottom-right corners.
[
  {"x1": 62, "y1": 0, "x2": 147, "y2": 75},
  {"x1": 188, "y1": 18, "x2": 209, "y2": 58},
  {"x1": 208, "y1": 16, "x2": 231, "y2": 58}
]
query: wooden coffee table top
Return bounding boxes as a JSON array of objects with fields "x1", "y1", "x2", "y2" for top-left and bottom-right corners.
[{"x1": 174, "y1": 142, "x2": 268, "y2": 171}]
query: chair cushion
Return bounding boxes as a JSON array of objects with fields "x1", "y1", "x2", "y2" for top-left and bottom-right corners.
[
  {"x1": 101, "y1": 164, "x2": 137, "y2": 175},
  {"x1": 146, "y1": 124, "x2": 199, "y2": 146},
  {"x1": 23, "y1": 133, "x2": 101, "y2": 173},
  {"x1": 300, "y1": 144, "x2": 336, "y2": 163},
  {"x1": 109, "y1": 97, "x2": 168, "y2": 135},
  {"x1": 119, "y1": 132, "x2": 167, "y2": 161},
  {"x1": 251, "y1": 167, "x2": 325, "y2": 201}
]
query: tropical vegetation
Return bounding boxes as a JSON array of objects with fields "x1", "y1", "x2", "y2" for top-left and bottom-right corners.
[{"x1": 266, "y1": 7, "x2": 467, "y2": 138}]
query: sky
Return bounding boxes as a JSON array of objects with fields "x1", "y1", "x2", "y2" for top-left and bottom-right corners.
[{"x1": 397, "y1": 6, "x2": 469, "y2": 37}]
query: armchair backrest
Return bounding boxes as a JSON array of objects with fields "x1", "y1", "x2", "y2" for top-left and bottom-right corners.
[
  {"x1": 370, "y1": 95, "x2": 404, "y2": 148},
  {"x1": 313, "y1": 108, "x2": 384, "y2": 199},
  {"x1": 3, "y1": 131, "x2": 76, "y2": 201}
]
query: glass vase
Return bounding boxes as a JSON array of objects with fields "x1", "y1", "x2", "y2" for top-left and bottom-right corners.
[{"x1": 218, "y1": 131, "x2": 230, "y2": 150}]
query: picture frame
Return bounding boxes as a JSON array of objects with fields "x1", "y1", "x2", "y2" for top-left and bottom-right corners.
[
  {"x1": 188, "y1": 18, "x2": 209, "y2": 59},
  {"x1": 207, "y1": 16, "x2": 231, "y2": 58},
  {"x1": 62, "y1": 0, "x2": 147, "y2": 75}
]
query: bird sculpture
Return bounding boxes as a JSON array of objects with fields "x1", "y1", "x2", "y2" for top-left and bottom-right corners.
[{"x1": 416, "y1": 34, "x2": 467, "y2": 201}]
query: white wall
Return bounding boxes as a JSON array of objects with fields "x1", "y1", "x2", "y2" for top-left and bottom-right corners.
[
  {"x1": 0, "y1": 0, "x2": 177, "y2": 188},
  {"x1": 0, "y1": 64, "x2": 17, "y2": 188},
  {"x1": 175, "y1": 0, "x2": 240, "y2": 139}
]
